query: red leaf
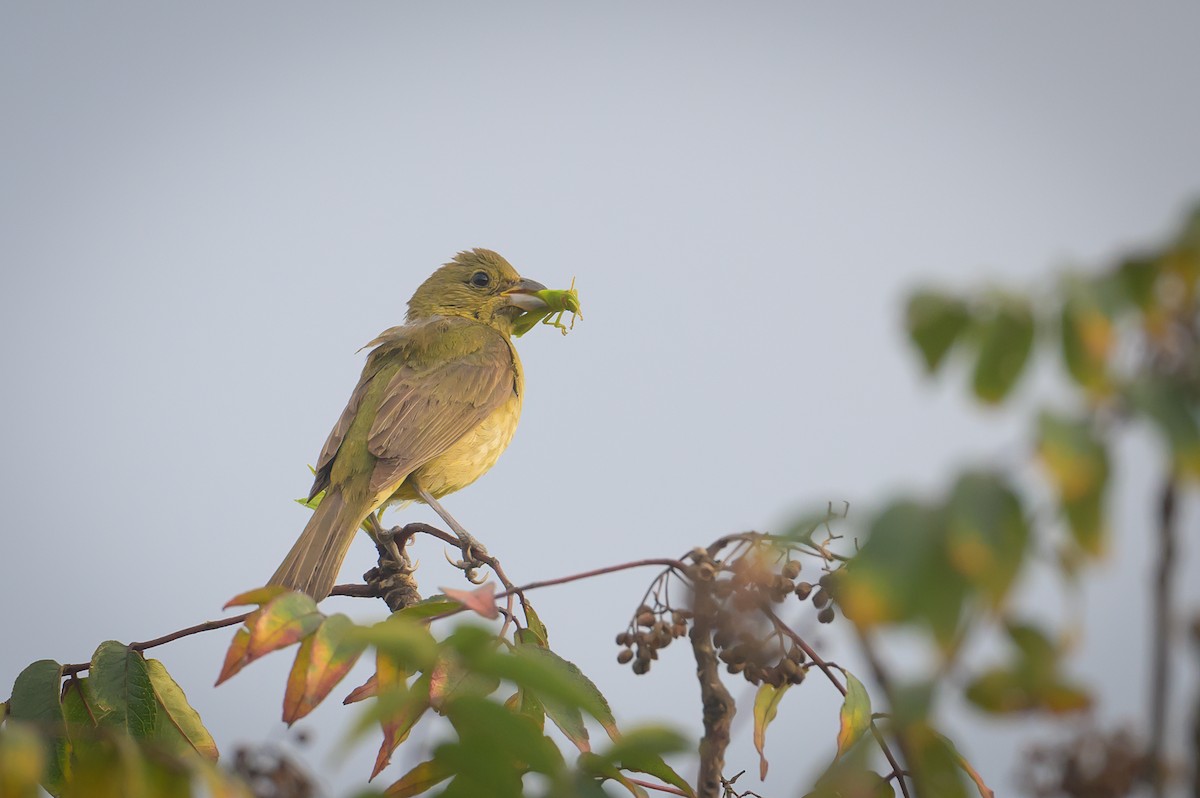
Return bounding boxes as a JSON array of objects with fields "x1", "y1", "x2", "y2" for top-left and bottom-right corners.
[
  {"x1": 440, "y1": 583, "x2": 499, "y2": 619},
  {"x1": 343, "y1": 673, "x2": 378, "y2": 705},
  {"x1": 372, "y1": 668, "x2": 431, "y2": 781}
]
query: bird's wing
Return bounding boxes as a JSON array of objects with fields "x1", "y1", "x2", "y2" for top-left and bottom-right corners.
[
  {"x1": 309, "y1": 319, "x2": 517, "y2": 500},
  {"x1": 365, "y1": 322, "x2": 516, "y2": 494}
]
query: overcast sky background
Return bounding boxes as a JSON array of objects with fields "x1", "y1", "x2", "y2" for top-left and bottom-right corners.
[{"x1": 3, "y1": 3, "x2": 1200, "y2": 796}]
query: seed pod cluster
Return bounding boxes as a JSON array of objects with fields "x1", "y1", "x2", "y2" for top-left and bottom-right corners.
[
  {"x1": 614, "y1": 605, "x2": 692, "y2": 675},
  {"x1": 615, "y1": 550, "x2": 842, "y2": 681},
  {"x1": 807, "y1": 571, "x2": 841, "y2": 624},
  {"x1": 712, "y1": 615, "x2": 808, "y2": 687}
]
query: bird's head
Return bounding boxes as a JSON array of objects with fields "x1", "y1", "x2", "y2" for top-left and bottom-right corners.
[{"x1": 406, "y1": 249, "x2": 548, "y2": 333}]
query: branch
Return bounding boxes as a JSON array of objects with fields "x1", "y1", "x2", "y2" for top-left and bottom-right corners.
[
  {"x1": 1145, "y1": 476, "x2": 1178, "y2": 796},
  {"x1": 57, "y1": 557, "x2": 688, "y2": 676},
  {"x1": 691, "y1": 568, "x2": 736, "y2": 798}
]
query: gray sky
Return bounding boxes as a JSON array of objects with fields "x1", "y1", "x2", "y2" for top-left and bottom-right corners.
[{"x1": 3, "y1": 3, "x2": 1199, "y2": 795}]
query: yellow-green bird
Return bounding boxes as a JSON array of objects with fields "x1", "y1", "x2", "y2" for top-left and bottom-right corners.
[{"x1": 269, "y1": 249, "x2": 549, "y2": 600}]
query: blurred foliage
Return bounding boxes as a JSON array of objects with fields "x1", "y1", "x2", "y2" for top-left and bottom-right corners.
[
  {"x1": 2, "y1": 204, "x2": 1196, "y2": 797},
  {"x1": 828, "y1": 201, "x2": 1199, "y2": 793}
]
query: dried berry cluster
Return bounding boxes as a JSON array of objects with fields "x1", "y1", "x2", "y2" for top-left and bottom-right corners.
[
  {"x1": 615, "y1": 546, "x2": 843, "y2": 685},
  {"x1": 615, "y1": 605, "x2": 691, "y2": 674}
]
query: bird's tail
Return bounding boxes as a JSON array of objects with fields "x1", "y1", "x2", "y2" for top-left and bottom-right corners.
[{"x1": 268, "y1": 489, "x2": 369, "y2": 600}]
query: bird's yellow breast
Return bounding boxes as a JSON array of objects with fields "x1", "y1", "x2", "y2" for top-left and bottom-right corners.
[{"x1": 400, "y1": 390, "x2": 523, "y2": 500}]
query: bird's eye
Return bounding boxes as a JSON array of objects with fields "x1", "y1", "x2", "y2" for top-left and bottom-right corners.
[{"x1": 469, "y1": 271, "x2": 491, "y2": 288}]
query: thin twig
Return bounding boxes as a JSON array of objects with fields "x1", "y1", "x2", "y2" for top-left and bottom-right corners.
[
  {"x1": 496, "y1": 559, "x2": 687, "y2": 598},
  {"x1": 855, "y1": 630, "x2": 918, "y2": 798},
  {"x1": 61, "y1": 612, "x2": 253, "y2": 676},
  {"x1": 762, "y1": 607, "x2": 911, "y2": 798}
]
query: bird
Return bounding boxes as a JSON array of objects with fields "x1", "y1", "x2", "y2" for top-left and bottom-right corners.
[{"x1": 269, "y1": 249, "x2": 548, "y2": 600}]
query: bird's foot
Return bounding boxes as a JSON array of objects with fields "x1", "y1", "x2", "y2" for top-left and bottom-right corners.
[
  {"x1": 445, "y1": 531, "x2": 492, "y2": 584},
  {"x1": 366, "y1": 526, "x2": 421, "y2": 611}
]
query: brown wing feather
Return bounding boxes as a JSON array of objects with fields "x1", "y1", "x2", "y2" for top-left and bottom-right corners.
[{"x1": 365, "y1": 324, "x2": 515, "y2": 494}]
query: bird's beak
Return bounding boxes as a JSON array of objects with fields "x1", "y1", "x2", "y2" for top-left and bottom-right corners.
[{"x1": 502, "y1": 278, "x2": 549, "y2": 311}]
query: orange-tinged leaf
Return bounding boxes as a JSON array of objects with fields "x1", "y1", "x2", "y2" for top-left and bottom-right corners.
[
  {"x1": 428, "y1": 655, "x2": 500, "y2": 713},
  {"x1": 146, "y1": 659, "x2": 219, "y2": 761},
  {"x1": 1042, "y1": 682, "x2": 1093, "y2": 714},
  {"x1": 283, "y1": 614, "x2": 366, "y2": 725},
  {"x1": 441, "y1": 583, "x2": 499, "y2": 619},
  {"x1": 372, "y1": 671, "x2": 431, "y2": 781},
  {"x1": 282, "y1": 634, "x2": 314, "y2": 725},
  {"x1": 223, "y1": 585, "x2": 290, "y2": 610},
  {"x1": 384, "y1": 758, "x2": 454, "y2": 797},
  {"x1": 753, "y1": 683, "x2": 789, "y2": 779},
  {"x1": 246, "y1": 592, "x2": 323, "y2": 659},
  {"x1": 291, "y1": 609, "x2": 364, "y2": 720},
  {"x1": 836, "y1": 671, "x2": 872, "y2": 758},
  {"x1": 935, "y1": 731, "x2": 996, "y2": 798},
  {"x1": 344, "y1": 673, "x2": 378, "y2": 705},
  {"x1": 1037, "y1": 413, "x2": 1110, "y2": 555},
  {"x1": 215, "y1": 627, "x2": 252, "y2": 685},
  {"x1": 371, "y1": 648, "x2": 413, "y2": 778}
]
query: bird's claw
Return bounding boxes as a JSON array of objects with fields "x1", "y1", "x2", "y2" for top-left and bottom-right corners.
[{"x1": 442, "y1": 534, "x2": 491, "y2": 584}]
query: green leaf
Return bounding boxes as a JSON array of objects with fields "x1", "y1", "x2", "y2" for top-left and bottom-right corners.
[
  {"x1": 838, "y1": 500, "x2": 967, "y2": 644},
  {"x1": 753, "y1": 683, "x2": 789, "y2": 779},
  {"x1": 935, "y1": 731, "x2": 996, "y2": 798},
  {"x1": 384, "y1": 758, "x2": 455, "y2": 797},
  {"x1": 394, "y1": 595, "x2": 463, "y2": 622},
  {"x1": 86, "y1": 642, "x2": 158, "y2": 738},
  {"x1": 835, "y1": 672, "x2": 871, "y2": 759},
  {"x1": 519, "y1": 597, "x2": 550, "y2": 647},
  {"x1": 971, "y1": 296, "x2": 1034, "y2": 403},
  {"x1": 578, "y1": 751, "x2": 650, "y2": 798},
  {"x1": 945, "y1": 472, "x2": 1029, "y2": 606},
  {"x1": 59, "y1": 678, "x2": 99, "y2": 747},
  {"x1": 1037, "y1": 413, "x2": 1109, "y2": 555},
  {"x1": 903, "y1": 723, "x2": 969, "y2": 798},
  {"x1": 8, "y1": 661, "x2": 64, "y2": 730},
  {"x1": 442, "y1": 696, "x2": 565, "y2": 777},
  {"x1": 505, "y1": 643, "x2": 619, "y2": 743},
  {"x1": 1115, "y1": 254, "x2": 1161, "y2": 310},
  {"x1": 603, "y1": 727, "x2": 694, "y2": 797},
  {"x1": 965, "y1": 622, "x2": 1091, "y2": 716},
  {"x1": 906, "y1": 290, "x2": 970, "y2": 373},
  {"x1": 146, "y1": 658, "x2": 219, "y2": 760},
  {"x1": 350, "y1": 615, "x2": 439, "y2": 672},
  {"x1": 964, "y1": 668, "x2": 1031, "y2": 713}
]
